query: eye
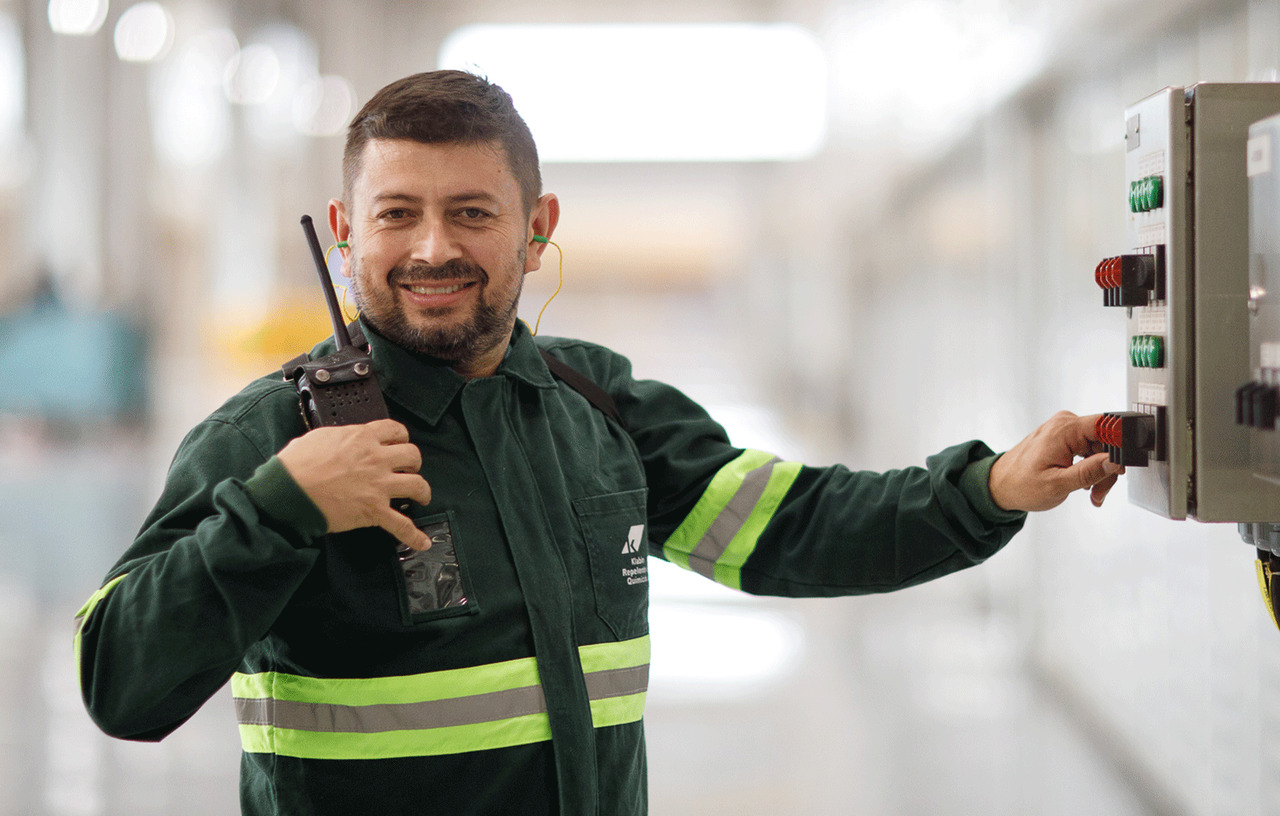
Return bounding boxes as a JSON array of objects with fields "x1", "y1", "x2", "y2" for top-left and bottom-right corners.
[
  {"x1": 379, "y1": 208, "x2": 412, "y2": 221},
  {"x1": 459, "y1": 207, "x2": 490, "y2": 221}
]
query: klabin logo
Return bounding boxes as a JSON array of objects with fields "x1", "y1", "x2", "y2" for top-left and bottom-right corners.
[{"x1": 621, "y1": 524, "x2": 644, "y2": 554}]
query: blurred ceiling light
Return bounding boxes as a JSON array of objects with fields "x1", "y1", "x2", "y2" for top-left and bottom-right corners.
[
  {"x1": 439, "y1": 23, "x2": 827, "y2": 162},
  {"x1": 293, "y1": 74, "x2": 354, "y2": 137},
  {"x1": 0, "y1": 12, "x2": 31, "y2": 190},
  {"x1": 239, "y1": 24, "x2": 317, "y2": 147},
  {"x1": 831, "y1": 0, "x2": 1045, "y2": 152},
  {"x1": 47, "y1": 0, "x2": 109, "y2": 36},
  {"x1": 114, "y1": 2, "x2": 173, "y2": 63},
  {"x1": 224, "y1": 43, "x2": 280, "y2": 105},
  {"x1": 0, "y1": 12, "x2": 24, "y2": 139},
  {"x1": 151, "y1": 29, "x2": 236, "y2": 166}
]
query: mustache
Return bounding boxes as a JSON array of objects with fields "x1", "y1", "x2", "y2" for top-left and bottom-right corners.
[{"x1": 387, "y1": 259, "x2": 488, "y2": 286}]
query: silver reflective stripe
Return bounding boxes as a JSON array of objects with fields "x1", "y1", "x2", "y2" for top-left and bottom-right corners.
[
  {"x1": 234, "y1": 663, "x2": 649, "y2": 735},
  {"x1": 583, "y1": 664, "x2": 648, "y2": 701},
  {"x1": 687, "y1": 456, "x2": 781, "y2": 579},
  {"x1": 236, "y1": 684, "x2": 547, "y2": 734}
]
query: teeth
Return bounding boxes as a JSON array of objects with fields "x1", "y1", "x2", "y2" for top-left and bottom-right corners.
[{"x1": 406, "y1": 283, "x2": 468, "y2": 295}]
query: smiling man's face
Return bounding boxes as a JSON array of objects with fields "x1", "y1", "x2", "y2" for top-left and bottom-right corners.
[{"x1": 329, "y1": 137, "x2": 555, "y2": 377}]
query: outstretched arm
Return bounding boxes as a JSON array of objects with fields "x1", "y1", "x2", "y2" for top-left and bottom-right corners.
[{"x1": 988, "y1": 411, "x2": 1124, "y2": 512}]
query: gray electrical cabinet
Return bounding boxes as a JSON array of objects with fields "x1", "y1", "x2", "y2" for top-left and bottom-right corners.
[
  {"x1": 1098, "y1": 83, "x2": 1280, "y2": 529},
  {"x1": 1242, "y1": 113, "x2": 1280, "y2": 554}
]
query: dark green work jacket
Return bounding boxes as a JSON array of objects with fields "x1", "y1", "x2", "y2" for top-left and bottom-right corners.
[{"x1": 75, "y1": 320, "x2": 1024, "y2": 815}]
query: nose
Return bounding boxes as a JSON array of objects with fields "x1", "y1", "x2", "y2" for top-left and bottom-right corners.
[{"x1": 409, "y1": 216, "x2": 463, "y2": 267}]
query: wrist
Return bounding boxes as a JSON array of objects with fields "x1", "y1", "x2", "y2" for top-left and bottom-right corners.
[
  {"x1": 245, "y1": 456, "x2": 329, "y2": 539},
  {"x1": 962, "y1": 453, "x2": 1024, "y2": 522}
]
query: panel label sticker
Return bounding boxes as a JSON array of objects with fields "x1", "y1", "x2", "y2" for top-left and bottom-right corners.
[{"x1": 1138, "y1": 382, "x2": 1168, "y2": 406}]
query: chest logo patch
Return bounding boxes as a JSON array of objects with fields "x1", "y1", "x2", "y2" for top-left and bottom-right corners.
[
  {"x1": 622, "y1": 524, "x2": 645, "y2": 554},
  {"x1": 621, "y1": 524, "x2": 648, "y2": 586}
]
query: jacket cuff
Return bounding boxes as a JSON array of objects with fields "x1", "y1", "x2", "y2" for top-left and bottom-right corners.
[
  {"x1": 958, "y1": 453, "x2": 1026, "y2": 525},
  {"x1": 244, "y1": 456, "x2": 329, "y2": 541}
]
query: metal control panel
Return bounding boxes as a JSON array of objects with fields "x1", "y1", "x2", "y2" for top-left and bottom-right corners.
[
  {"x1": 1242, "y1": 115, "x2": 1280, "y2": 562},
  {"x1": 1245, "y1": 114, "x2": 1280, "y2": 484},
  {"x1": 1099, "y1": 83, "x2": 1280, "y2": 523}
]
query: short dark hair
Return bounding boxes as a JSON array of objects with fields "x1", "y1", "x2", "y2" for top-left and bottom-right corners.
[{"x1": 343, "y1": 70, "x2": 541, "y2": 212}]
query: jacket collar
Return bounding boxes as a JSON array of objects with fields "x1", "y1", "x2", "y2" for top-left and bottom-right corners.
[{"x1": 361, "y1": 318, "x2": 557, "y2": 427}]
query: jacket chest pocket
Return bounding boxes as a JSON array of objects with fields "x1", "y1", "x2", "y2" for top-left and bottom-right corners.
[{"x1": 572, "y1": 489, "x2": 650, "y2": 641}]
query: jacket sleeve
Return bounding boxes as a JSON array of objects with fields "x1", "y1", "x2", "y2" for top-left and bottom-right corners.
[
  {"x1": 75, "y1": 409, "x2": 326, "y2": 742},
  {"x1": 594, "y1": 350, "x2": 1026, "y2": 598}
]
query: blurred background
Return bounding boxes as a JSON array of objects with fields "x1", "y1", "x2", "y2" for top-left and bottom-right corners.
[{"x1": 2, "y1": 0, "x2": 1279, "y2": 813}]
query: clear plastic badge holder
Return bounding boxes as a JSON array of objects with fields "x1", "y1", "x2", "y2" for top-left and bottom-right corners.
[{"x1": 396, "y1": 518, "x2": 468, "y2": 614}]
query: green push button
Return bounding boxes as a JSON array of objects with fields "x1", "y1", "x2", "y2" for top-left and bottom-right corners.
[
  {"x1": 1128, "y1": 176, "x2": 1164, "y2": 213},
  {"x1": 1146, "y1": 176, "x2": 1163, "y2": 210},
  {"x1": 1129, "y1": 335, "x2": 1165, "y2": 367}
]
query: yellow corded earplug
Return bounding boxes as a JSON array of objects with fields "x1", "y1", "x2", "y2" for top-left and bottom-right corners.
[
  {"x1": 530, "y1": 235, "x2": 563, "y2": 336},
  {"x1": 325, "y1": 242, "x2": 358, "y2": 322}
]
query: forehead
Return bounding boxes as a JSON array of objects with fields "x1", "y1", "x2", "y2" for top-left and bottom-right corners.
[{"x1": 351, "y1": 138, "x2": 520, "y2": 206}]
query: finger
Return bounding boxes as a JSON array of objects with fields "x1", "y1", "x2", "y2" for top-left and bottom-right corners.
[
  {"x1": 378, "y1": 507, "x2": 431, "y2": 550},
  {"x1": 384, "y1": 443, "x2": 423, "y2": 474},
  {"x1": 1076, "y1": 413, "x2": 1102, "y2": 441},
  {"x1": 1057, "y1": 413, "x2": 1105, "y2": 458},
  {"x1": 1090, "y1": 473, "x2": 1120, "y2": 507},
  {"x1": 367, "y1": 418, "x2": 410, "y2": 444},
  {"x1": 1063, "y1": 451, "x2": 1122, "y2": 493},
  {"x1": 391, "y1": 473, "x2": 433, "y2": 506}
]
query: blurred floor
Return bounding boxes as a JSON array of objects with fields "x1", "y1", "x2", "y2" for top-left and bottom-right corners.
[{"x1": 0, "y1": 284, "x2": 1154, "y2": 815}]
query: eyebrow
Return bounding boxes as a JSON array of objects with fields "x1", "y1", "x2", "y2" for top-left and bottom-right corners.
[{"x1": 369, "y1": 191, "x2": 502, "y2": 206}]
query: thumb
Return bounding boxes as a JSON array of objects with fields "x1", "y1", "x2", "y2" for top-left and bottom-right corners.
[{"x1": 1067, "y1": 451, "x2": 1123, "y2": 491}]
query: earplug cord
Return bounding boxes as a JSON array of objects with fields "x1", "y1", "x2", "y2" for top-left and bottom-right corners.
[
  {"x1": 326, "y1": 242, "x2": 359, "y2": 323},
  {"x1": 530, "y1": 236, "x2": 563, "y2": 337}
]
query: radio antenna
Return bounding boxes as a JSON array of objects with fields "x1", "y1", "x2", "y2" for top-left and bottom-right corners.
[{"x1": 300, "y1": 214, "x2": 353, "y2": 350}]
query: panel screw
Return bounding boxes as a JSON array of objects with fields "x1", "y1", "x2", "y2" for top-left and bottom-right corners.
[
  {"x1": 315, "y1": 369, "x2": 331, "y2": 383},
  {"x1": 354, "y1": 362, "x2": 370, "y2": 376}
]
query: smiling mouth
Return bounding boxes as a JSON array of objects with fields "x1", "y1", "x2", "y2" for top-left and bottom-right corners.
[{"x1": 403, "y1": 282, "x2": 476, "y2": 295}]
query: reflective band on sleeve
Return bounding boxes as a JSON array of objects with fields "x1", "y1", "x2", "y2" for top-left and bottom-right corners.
[
  {"x1": 232, "y1": 635, "x2": 650, "y2": 760},
  {"x1": 73, "y1": 573, "x2": 129, "y2": 691},
  {"x1": 663, "y1": 450, "x2": 802, "y2": 590},
  {"x1": 74, "y1": 573, "x2": 129, "y2": 630}
]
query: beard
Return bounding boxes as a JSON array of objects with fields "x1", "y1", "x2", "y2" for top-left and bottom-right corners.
[{"x1": 348, "y1": 251, "x2": 524, "y2": 365}]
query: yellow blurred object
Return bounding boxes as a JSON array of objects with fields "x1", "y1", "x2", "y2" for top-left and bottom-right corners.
[
  {"x1": 1257, "y1": 554, "x2": 1280, "y2": 632},
  {"x1": 211, "y1": 297, "x2": 336, "y2": 369}
]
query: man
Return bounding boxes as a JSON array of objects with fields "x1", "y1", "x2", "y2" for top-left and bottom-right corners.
[{"x1": 76, "y1": 71, "x2": 1122, "y2": 815}]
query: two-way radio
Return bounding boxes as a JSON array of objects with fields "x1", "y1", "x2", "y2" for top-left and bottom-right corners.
[
  {"x1": 284, "y1": 215, "x2": 390, "y2": 429},
  {"x1": 284, "y1": 214, "x2": 419, "y2": 528}
]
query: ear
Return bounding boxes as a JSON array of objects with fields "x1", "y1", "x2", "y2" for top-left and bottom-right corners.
[
  {"x1": 525, "y1": 193, "x2": 560, "y2": 274},
  {"x1": 328, "y1": 198, "x2": 353, "y2": 278}
]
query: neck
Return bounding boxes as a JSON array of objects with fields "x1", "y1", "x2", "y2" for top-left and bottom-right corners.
[{"x1": 453, "y1": 343, "x2": 508, "y2": 380}]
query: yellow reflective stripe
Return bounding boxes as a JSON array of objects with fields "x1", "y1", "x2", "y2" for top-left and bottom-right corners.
[
  {"x1": 237, "y1": 714, "x2": 553, "y2": 760},
  {"x1": 232, "y1": 654, "x2": 542, "y2": 706},
  {"x1": 233, "y1": 636, "x2": 650, "y2": 759},
  {"x1": 582, "y1": 637, "x2": 649, "y2": 729},
  {"x1": 713, "y1": 462, "x2": 803, "y2": 591},
  {"x1": 663, "y1": 450, "x2": 776, "y2": 569},
  {"x1": 74, "y1": 573, "x2": 129, "y2": 628},
  {"x1": 590, "y1": 690, "x2": 647, "y2": 729},
  {"x1": 73, "y1": 573, "x2": 129, "y2": 691},
  {"x1": 663, "y1": 450, "x2": 802, "y2": 589},
  {"x1": 579, "y1": 635, "x2": 649, "y2": 674}
]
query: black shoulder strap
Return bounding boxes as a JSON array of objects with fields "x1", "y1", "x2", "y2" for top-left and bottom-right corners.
[{"x1": 539, "y1": 349, "x2": 628, "y2": 431}]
